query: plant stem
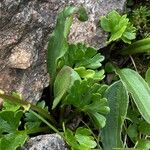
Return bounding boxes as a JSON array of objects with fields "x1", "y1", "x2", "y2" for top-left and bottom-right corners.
[
  {"x1": 25, "y1": 126, "x2": 50, "y2": 135},
  {"x1": 30, "y1": 110, "x2": 64, "y2": 138},
  {"x1": 0, "y1": 93, "x2": 56, "y2": 124}
]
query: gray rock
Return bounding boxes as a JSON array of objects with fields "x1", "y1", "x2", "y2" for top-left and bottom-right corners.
[
  {"x1": 21, "y1": 134, "x2": 68, "y2": 150},
  {"x1": 0, "y1": 0, "x2": 126, "y2": 103}
]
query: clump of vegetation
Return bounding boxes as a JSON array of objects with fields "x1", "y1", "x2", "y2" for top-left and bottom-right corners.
[
  {"x1": 100, "y1": 10, "x2": 136, "y2": 44},
  {"x1": 0, "y1": 4, "x2": 150, "y2": 150},
  {"x1": 127, "y1": 0, "x2": 150, "y2": 38}
]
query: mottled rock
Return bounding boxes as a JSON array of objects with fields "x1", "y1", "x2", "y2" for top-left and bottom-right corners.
[
  {"x1": 21, "y1": 134, "x2": 68, "y2": 150},
  {"x1": 0, "y1": 0, "x2": 126, "y2": 103}
]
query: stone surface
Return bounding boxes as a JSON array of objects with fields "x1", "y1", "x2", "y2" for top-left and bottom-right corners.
[
  {"x1": 0, "y1": 0, "x2": 126, "y2": 103},
  {"x1": 21, "y1": 134, "x2": 68, "y2": 150}
]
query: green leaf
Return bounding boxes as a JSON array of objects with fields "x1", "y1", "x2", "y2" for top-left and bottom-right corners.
[
  {"x1": 61, "y1": 43, "x2": 104, "y2": 70},
  {"x1": 102, "y1": 81, "x2": 129, "y2": 150},
  {"x1": 145, "y1": 68, "x2": 150, "y2": 86},
  {"x1": 121, "y1": 38, "x2": 150, "y2": 55},
  {"x1": 100, "y1": 16, "x2": 111, "y2": 32},
  {"x1": 64, "y1": 128, "x2": 79, "y2": 149},
  {"x1": 127, "y1": 124, "x2": 138, "y2": 143},
  {"x1": 25, "y1": 101, "x2": 48, "y2": 129},
  {"x1": 2, "y1": 92, "x2": 22, "y2": 112},
  {"x1": 53, "y1": 66, "x2": 80, "y2": 109},
  {"x1": 75, "y1": 127, "x2": 97, "y2": 148},
  {"x1": 0, "y1": 132, "x2": 28, "y2": 150},
  {"x1": 113, "y1": 148, "x2": 141, "y2": 150},
  {"x1": 90, "y1": 112, "x2": 106, "y2": 129},
  {"x1": 47, "y1": 6, "x2": 88, "y2": 83},
  {"x1": 64, "y1": 79, "x2": 109, "y2": 129},
  {"x1": 138, "y1": 121, "x2": 150, "y2": 135},
  {"x1": 0, "y1": 110, "x2": 23, "y2": 133},
  {"x1": 127, "y1": 107, "x2": 141, "y2": 124},
  {"x1": 108, "y1": 15, "x2": 128, "y2": 42},
  {"x1": 0, "y1": 110, "x2": 28, "y2": 150},
  {"x1": 121, "y1": 23, "x2": 136, "y2": 44},
  {"x1": 100, "y1": 10, "x2": 136, "y2": 44},
  {"x1": 116, "y1": 68, "x2": 150, "y2": 124},
  {"x1": 75, "y1": 67, "x2": 95, "y2": 78},
  {"x1": 74, "y1": 67, "x2": 105, "y2": 81},
  {"x1": 64, "y1": 127, "x2": 97, "y2": 150},
  {"x1": 136, "y1": 139, "x2": 150, "y2": 150}
]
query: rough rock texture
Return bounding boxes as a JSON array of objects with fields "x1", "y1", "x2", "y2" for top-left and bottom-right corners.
[
  {"x1": 0, "y1": 0, "x2": 126, "y2": 103},
  {"x1": 21, "y1": 134, "x2": 68, "y2": 150}
]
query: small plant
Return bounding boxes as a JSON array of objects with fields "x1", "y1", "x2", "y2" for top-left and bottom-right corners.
[{"x1": 100, "y1": 10, "x2": 136, "y2": 44}]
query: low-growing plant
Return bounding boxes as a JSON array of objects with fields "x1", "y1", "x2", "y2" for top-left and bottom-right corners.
[
  {"x1": 129, "y1": 5, "x2": 150, "y2": 38},
  {"x1": 100, "y1": 10, "x2": 136, "y2": 44}
]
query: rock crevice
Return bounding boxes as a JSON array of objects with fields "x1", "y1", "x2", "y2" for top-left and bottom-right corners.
[{"x1": 0, "y1": 0, "x2": 126, "y2": 102}]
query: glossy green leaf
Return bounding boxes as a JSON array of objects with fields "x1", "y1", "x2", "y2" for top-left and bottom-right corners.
[
  {"x1": 47, "y1": 6, "x2": 88, "y2": 83},
  {"x1": 53, "y1": 66, "x2": 80, "y2": 109},
  {"x1": 116, "y1": 68, "x2": 150, "y2": 124},
  {"x1": 146, "y1": 67, "x2": 150, "y2": 86},
  {"x1": 102, "y1": 81, "x2": 129, "y2": 150}
]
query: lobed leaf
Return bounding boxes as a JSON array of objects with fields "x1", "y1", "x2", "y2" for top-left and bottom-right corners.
[
  {"x1": 0, "y1": 132, "x2": 28, "y2": 150},
  {"x1": 64, "y1": 127, "x2": 97, "y2": 150},
  {"x1": 64, "y1": 79, "x2": 109, "y2": 129},
  {"x1": 100, "y1": 10, "x2": 136, "y2": 44},
  {"x1": 61, "y1": 43, "x2": 104, "y2": 70},
  {"x1": 74, "y1": 67, "x2": 105, "y2": 81},
  {"x1": 0, "y1": 110, "x2": 28, "y2": 150}
]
